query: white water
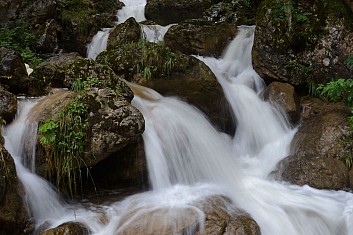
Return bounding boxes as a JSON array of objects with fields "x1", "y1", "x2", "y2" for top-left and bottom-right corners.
[{"x1": 4, "y1": 26, "x2": 353, "y2": 235}]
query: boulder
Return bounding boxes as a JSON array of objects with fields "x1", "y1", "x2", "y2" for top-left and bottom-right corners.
[
  {"x1": 145, "y1": 0, "x2": 221, "y2": 25},
  {"x1": 164, "y1": 19, "x2": 236, "y2": 57},
  {"x1": 30, "y1": 88, "x2": 145, "y2": 185},
  {"x1": 107, "y1": 17, "x2": 141, "y2": 51},
  {"x1": 277, "y1": 102, "x2": 352, "y2": 190},
  {"x1": 97, "y1": 42, "x2": 233, "y2": 132},
  {"x1": 0, "y1": 136, "x2": 31, "y2": 235},
  {"x1": 0, "y1": 0, "x2": 21, "y2": 26},
  {"x1": 0, "y1": 86, "x2": 17, "y2": 123},
  {"x1": 253, "y1": 0, "x2": 353, "y2": 86},
  {"x1": 39, "y1": 222, "x2": 89, "y2": 235},
  {"x1": 263, "y1": 82, "x2": 300, "y2": 124},
  {"x1": 18, "y1": 0, "x2": 58, "y2": 26},
  {"x1": 0, "y1": 47, "x2": 29, "y2": 94}
]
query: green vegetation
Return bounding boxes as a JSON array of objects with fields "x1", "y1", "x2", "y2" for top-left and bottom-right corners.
[
  {"x1": 315, "y1": 56, "x2": 353, "y2": 168},
  {"x1": 59, "y1": 0, "x2": 95, "y2": 34},
  {"x1": 38, "y1": 95, "x2": 89, "y2": 197},
  {"x1": 0, "y1": 25, "x2": 42, "y2": 66},
  {"x1": 71, "y1": 76, "x2": 102, "y2": 91}
]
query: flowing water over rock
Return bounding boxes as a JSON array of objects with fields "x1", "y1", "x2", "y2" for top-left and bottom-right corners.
[{"x1": 3, "y1": 27, "x2": 353, "y2": 235}]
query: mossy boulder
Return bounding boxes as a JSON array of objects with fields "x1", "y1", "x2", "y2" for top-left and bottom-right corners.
[
  {"x1": 0, "y1": 136, "x2": 31, "y2": 235},
  {"x1": 253, "y1": 0, "x2": 353, "y2": 86},
  {"x1": 106, "y1": 17, "x2": 141, "y2": 51},
  {"x1": 28, "y1": 53, "x2": 132, "y2": 100},
  {"x1": 145, "y1": 0, "x2": 222, "y2": 25},
  {"x1": 97, "y1": 41, "x2": 233, "y2": 132},
  {"x1": 30, "y1": 87, "x2": 145, "y2": 193},
  {"x1": 164, "y1": 19, "x2": 236, "y2": 57},
  {"x1": 39, "y1": 222, "x2": 89, "y2": 235}
]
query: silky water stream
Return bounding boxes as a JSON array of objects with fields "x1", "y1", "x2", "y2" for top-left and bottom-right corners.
[{"x1": 3, "y1": 26, "x2": 353, "y2": 235}]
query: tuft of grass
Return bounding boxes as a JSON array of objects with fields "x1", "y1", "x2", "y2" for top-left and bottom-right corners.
[{"x1": 38, "y1": 95, "x2": 92, "y2": 197}]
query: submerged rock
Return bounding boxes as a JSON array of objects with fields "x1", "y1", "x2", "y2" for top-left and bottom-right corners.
[
  {"x1": 39, "y1": 222, "x2": 89, "y2": 235},
  {"x1": 116, "y1": 195, "x2": 260, "y2": 235}
]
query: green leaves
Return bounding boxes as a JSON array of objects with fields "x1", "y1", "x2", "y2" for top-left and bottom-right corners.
[
  {"x1": 39, "y1": 119, "x2": 58, "y2": 144},
  {"x1": 316, "y1": 79, "x2": 353, "y2": 104}
]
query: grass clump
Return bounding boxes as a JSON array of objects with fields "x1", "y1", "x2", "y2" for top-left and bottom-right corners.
[{"x1": 38, "y1": 95, "x2": 89, "y2": 197}]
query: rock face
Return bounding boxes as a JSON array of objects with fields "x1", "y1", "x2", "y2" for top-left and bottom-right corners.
[
  {"x1": 277, "y1": 99, "x2": 352, "y2": 190},
  {"x1": 263, "y1": 82, "x2": 300, "y2": 124},
  {"x1": 164, "y1": 19, "x2": 237, "y2": 57},
  {"x1": 0, "y1": 47, "x2": 29, "y2": 94},
  {"x1": 145, "y1": 0, "x2": 221, "y2": 25},
  {"x1": 0, "y1": 136, "x2": 30, "y2": 235},
  {"x1": 253, "y1": 0, "x2": 353, "y2": 85},
  {"x1": 0, "y1": 86, "x2": 17, "y2": 123}
]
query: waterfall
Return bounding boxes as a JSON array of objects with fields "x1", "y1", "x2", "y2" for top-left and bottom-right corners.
[
  {"x1": 2, "y1": 98, "x2": 68, "y2": 226},
  {"x1": 3, "y1": 24, "x2": 353, "y2": 235}
]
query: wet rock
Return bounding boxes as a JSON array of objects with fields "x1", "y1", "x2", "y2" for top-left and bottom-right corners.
[
  {"x1": 145, "y1": 0, "x2": 221, "y2": 25},
  {"x1": 253, "y1": 0, "x2": 353, "y2": 86},
  {"x1": 39, "y1": 222, "x2": 89, "y2": 235},
  {"x1": 263, "y1": 82, "x2": 300, "y2": 124},
  {"x1": 0, "y1": 47, "x2": 29, "y2": 94},
  {"x1": 0, "y1": 0, "x2": 21, "y2": 26},
  {"x1": 0, "y1": 136, "x2": 31, "y2": 235},
  {"x1": 107, "y1": 17, "x2": 141, "y2": 51},
  {"x1": 31, "y1": 88, "x2": 144, "y2": 182},
  {"x1": 116, "y1": 195, "x2": 260, "y2": 235},
  {"x1": 277, "y1": 105, "x2": 352, "y2": 190},
  {"x1": 18, "y1": 0, "x2": 58, "y2": 26},
  {"x1": 0, "y1": 86, "x2": 17, "y2": 123},
  {"x1": 164, "y1": 19, "x2": 236, "y2": 57}
]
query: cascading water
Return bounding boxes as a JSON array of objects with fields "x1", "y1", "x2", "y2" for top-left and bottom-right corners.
[
  {"x1": 87, "y1": 0, "x2": 171, "y2": 59},
  {"x1": 87, "y1": 0, "x2": 147, "y2": 59},
  {"x1": 4, "y1": 24, "x2": 353, "y2": 235}
]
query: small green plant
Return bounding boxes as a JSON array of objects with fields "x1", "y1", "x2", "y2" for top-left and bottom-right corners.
[
  {"x1": 39, "y1": 96, "x2": 90, "y2": 197},
  {"x1": 71, "y1": 76, "x2": 101, "y2": 91},
  {"x1": 316, "y1": 78, "x2": 353, "y2": 169}
]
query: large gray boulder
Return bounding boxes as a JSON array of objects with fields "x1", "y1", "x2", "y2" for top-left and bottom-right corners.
[{"x1": 253, "y1": 0, "x2": 353, "y2": 86}]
